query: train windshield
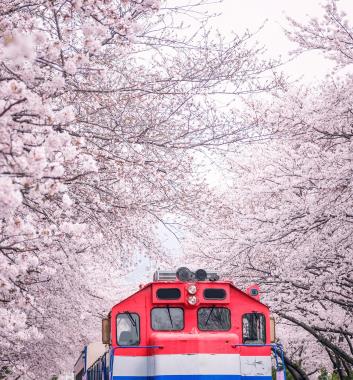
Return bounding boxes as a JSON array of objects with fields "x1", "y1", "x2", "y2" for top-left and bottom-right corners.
[
  {"x1": 151, "y1": 307, "x2": 184, "y2": 330},
  {"x1": 242, "y1": 313, "x2": 266, "y2": 344},
  {"x1": 198, "y1": 307, "x2": 231, "y2": 330},
  {"x1": 116, "y1": 312, "x2": 140, "y2": 346}
]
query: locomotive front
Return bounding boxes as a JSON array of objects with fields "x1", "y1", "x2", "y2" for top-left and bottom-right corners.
[{"x1": 103, "y1": 268, "x2": 274, "y2": 380}]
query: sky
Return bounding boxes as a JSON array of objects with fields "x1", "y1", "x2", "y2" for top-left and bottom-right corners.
[
  {"x1": 213, "y1": 0, "x2": 353, "y2": 81},
  {"x1": 129, "y1": 0, "x2": 353, "y2": 282}
]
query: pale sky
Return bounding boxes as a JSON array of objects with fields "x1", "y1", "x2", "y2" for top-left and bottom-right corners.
[{"x1": 208, "y1": 0, "x2": 352, "y2": 81}]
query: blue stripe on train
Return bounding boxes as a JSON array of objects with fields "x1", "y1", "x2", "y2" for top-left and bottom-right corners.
[{"x1": 112, "y1": 376, "x2": 272, "y2": 380}]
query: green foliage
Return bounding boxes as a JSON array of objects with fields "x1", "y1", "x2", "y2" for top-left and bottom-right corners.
[{"x1": 318, "y1": 368, "x2": 353, "y2": 380}]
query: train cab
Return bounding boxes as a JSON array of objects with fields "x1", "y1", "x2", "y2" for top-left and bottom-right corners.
[{"x1": 101, "y1": 268, "x2": 275, "y2": 380}]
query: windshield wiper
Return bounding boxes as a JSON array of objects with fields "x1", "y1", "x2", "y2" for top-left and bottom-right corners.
[
  {"x1": 205, "y1": 306, "x2": 215, "y2": 327},
  {"x1": 125, "y1": 311, "x2": 136, "y2": 326},
  {"x1": 125, "y1": 311, "x2": 138, "y2": 337},
  {"x1": 166, "y1": 305, "x2": 173, "y2": 328}
]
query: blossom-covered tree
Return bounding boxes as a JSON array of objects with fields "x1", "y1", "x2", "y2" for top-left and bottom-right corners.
[
  {"x1": 188, "y1": 1, "x2": 353, "y2": 378},
  {"x1": 0, "y1": 0, "x2": 279, "y2": 378},
  {"x1": 0, "y1": 1, "x2": 162, "y2": 377}
]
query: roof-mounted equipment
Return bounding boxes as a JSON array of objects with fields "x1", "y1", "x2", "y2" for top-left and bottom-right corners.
[{"x1": 153, "y1": 267, "x2": 220, "y2": 282}]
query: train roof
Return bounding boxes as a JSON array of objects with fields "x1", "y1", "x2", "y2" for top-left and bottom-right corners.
[{"x1": 111, "y1": 268, "x2": 267, "y2": 309}]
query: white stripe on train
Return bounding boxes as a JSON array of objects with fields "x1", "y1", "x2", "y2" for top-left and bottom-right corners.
[{"x1": 112, "y1": 354, "x2": 272, "y2": 377}]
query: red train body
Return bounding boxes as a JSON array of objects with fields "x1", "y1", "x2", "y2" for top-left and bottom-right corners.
[{"x1": 74, "y1": 268, "x2": 283, "y2": 380}]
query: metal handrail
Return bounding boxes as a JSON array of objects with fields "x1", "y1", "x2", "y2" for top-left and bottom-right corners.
[
  {"x1": 111, "y1": 345, "x2": 163, "y2": 349},
  {"x1": 232, "y1": 343, "x2": 276, "y2": 347}
]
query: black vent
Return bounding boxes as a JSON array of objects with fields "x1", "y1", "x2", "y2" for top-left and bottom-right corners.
[
  {"x1": 156, "y1": 288, "x2": 181, "y2": 300},
  {"x1": 204, "y1": 288, "x2": 226, "y2": 300}
]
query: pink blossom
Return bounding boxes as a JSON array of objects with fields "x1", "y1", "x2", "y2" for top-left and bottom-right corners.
[
  {"x1": 60, "y1": 222, "x2": 86, "y2": 235},
  {"x1": 50, "y1": 75, "x2": 66, "y2": 90},
  {"x1": 1, "y1": 32, "x2": 36, "y2": 64},
  {"x1": 62, "y1": 193, "x2": 73, "y2": 208},
  {"x1": 64, "y1": 59, "x2": 77, "y2": 75},
  {"x1": 80, "y1": 154, "x2": 98, "y2": 172},
  {"x1": 0, "y1": 177, "x2": 22, "y2": 215}
]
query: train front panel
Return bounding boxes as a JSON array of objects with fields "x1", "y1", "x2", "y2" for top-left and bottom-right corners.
[{"x1": 109, "y1": 279, "x2": 272, "y2": 380}]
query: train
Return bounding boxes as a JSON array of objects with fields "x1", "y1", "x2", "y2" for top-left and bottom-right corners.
[{"x1": 74, "y1": 267, "x2": 286, "y2": 380}]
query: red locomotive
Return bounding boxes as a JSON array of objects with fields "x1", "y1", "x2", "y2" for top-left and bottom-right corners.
[{"x1": 74, "y1": 268, "x2": 285, "y2": 380}]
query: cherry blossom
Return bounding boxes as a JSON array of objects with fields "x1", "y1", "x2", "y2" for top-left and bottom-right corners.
[
  {"x1": 0, "y1": 0, "x2": 277, "y2": 378},
  {"x1": 188, "y1": 2, "x2": 353, "y2": 378}
]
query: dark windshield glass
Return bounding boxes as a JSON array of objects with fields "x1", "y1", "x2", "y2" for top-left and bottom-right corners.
[
  {"x1": 116, "y1": 313, "x2": 140, "y2": 346},
  {"x1": 242, "y1": 313, "x2": 266, "y2": 344},
  {"x1": 151, "y1": 307, "x2": 184, "y2": 330},
  {"x1": 198, "y1": 307, "x2": 231, "y2": 330}
]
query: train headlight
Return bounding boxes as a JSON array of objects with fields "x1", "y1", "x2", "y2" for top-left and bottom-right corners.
[
  {"x1": 187, "y1": 284, "x2": 197, "y2": 295},
  {"x1": 187, "y1": 295, "x2": 197, "y2": 305}
]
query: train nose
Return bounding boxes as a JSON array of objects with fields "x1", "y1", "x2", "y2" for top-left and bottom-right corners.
[
  {"x1": 152, "y1": 352, "x2": 241, "y2": 380},
  {"x1": 148, "y1": 348, "x2": 271, "y2": 380},
  {"x1": 149, "y1": 332, "x2": 239, "y2": 352},
  {"x1": 149, "y1": 332, "x2": 241, "y2": 380}
]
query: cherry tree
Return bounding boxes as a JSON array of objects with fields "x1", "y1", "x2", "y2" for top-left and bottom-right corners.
[
  {"x1": 187, "y1": 1, "x2": 353, "y2": 378},
  {"x1": 0, "y1": 0, "x2": 162, "y2": 377},
  {"x1": 0, "y1": 0, "x2": 280, "y2": 378}
]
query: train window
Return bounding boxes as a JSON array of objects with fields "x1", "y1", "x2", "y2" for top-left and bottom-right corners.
[
  {"x1": 242, "y1": 313, "x2": 266, "y2": 344},
  {"x1": 198, "y1": 307, "x2": 231, "y2": 330},
  {"x1": 204, "y1": 288, "x2": 226, "y2": 300},
  {"x1": 116, "y1": 312, "x2": 140, "y2": 346},
  {"x1": 151, "y1": 307, "x2": 184, "y2": 330},
  {"x1": 156, "y1": 288, "x2": 181, "y2": 300}
]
